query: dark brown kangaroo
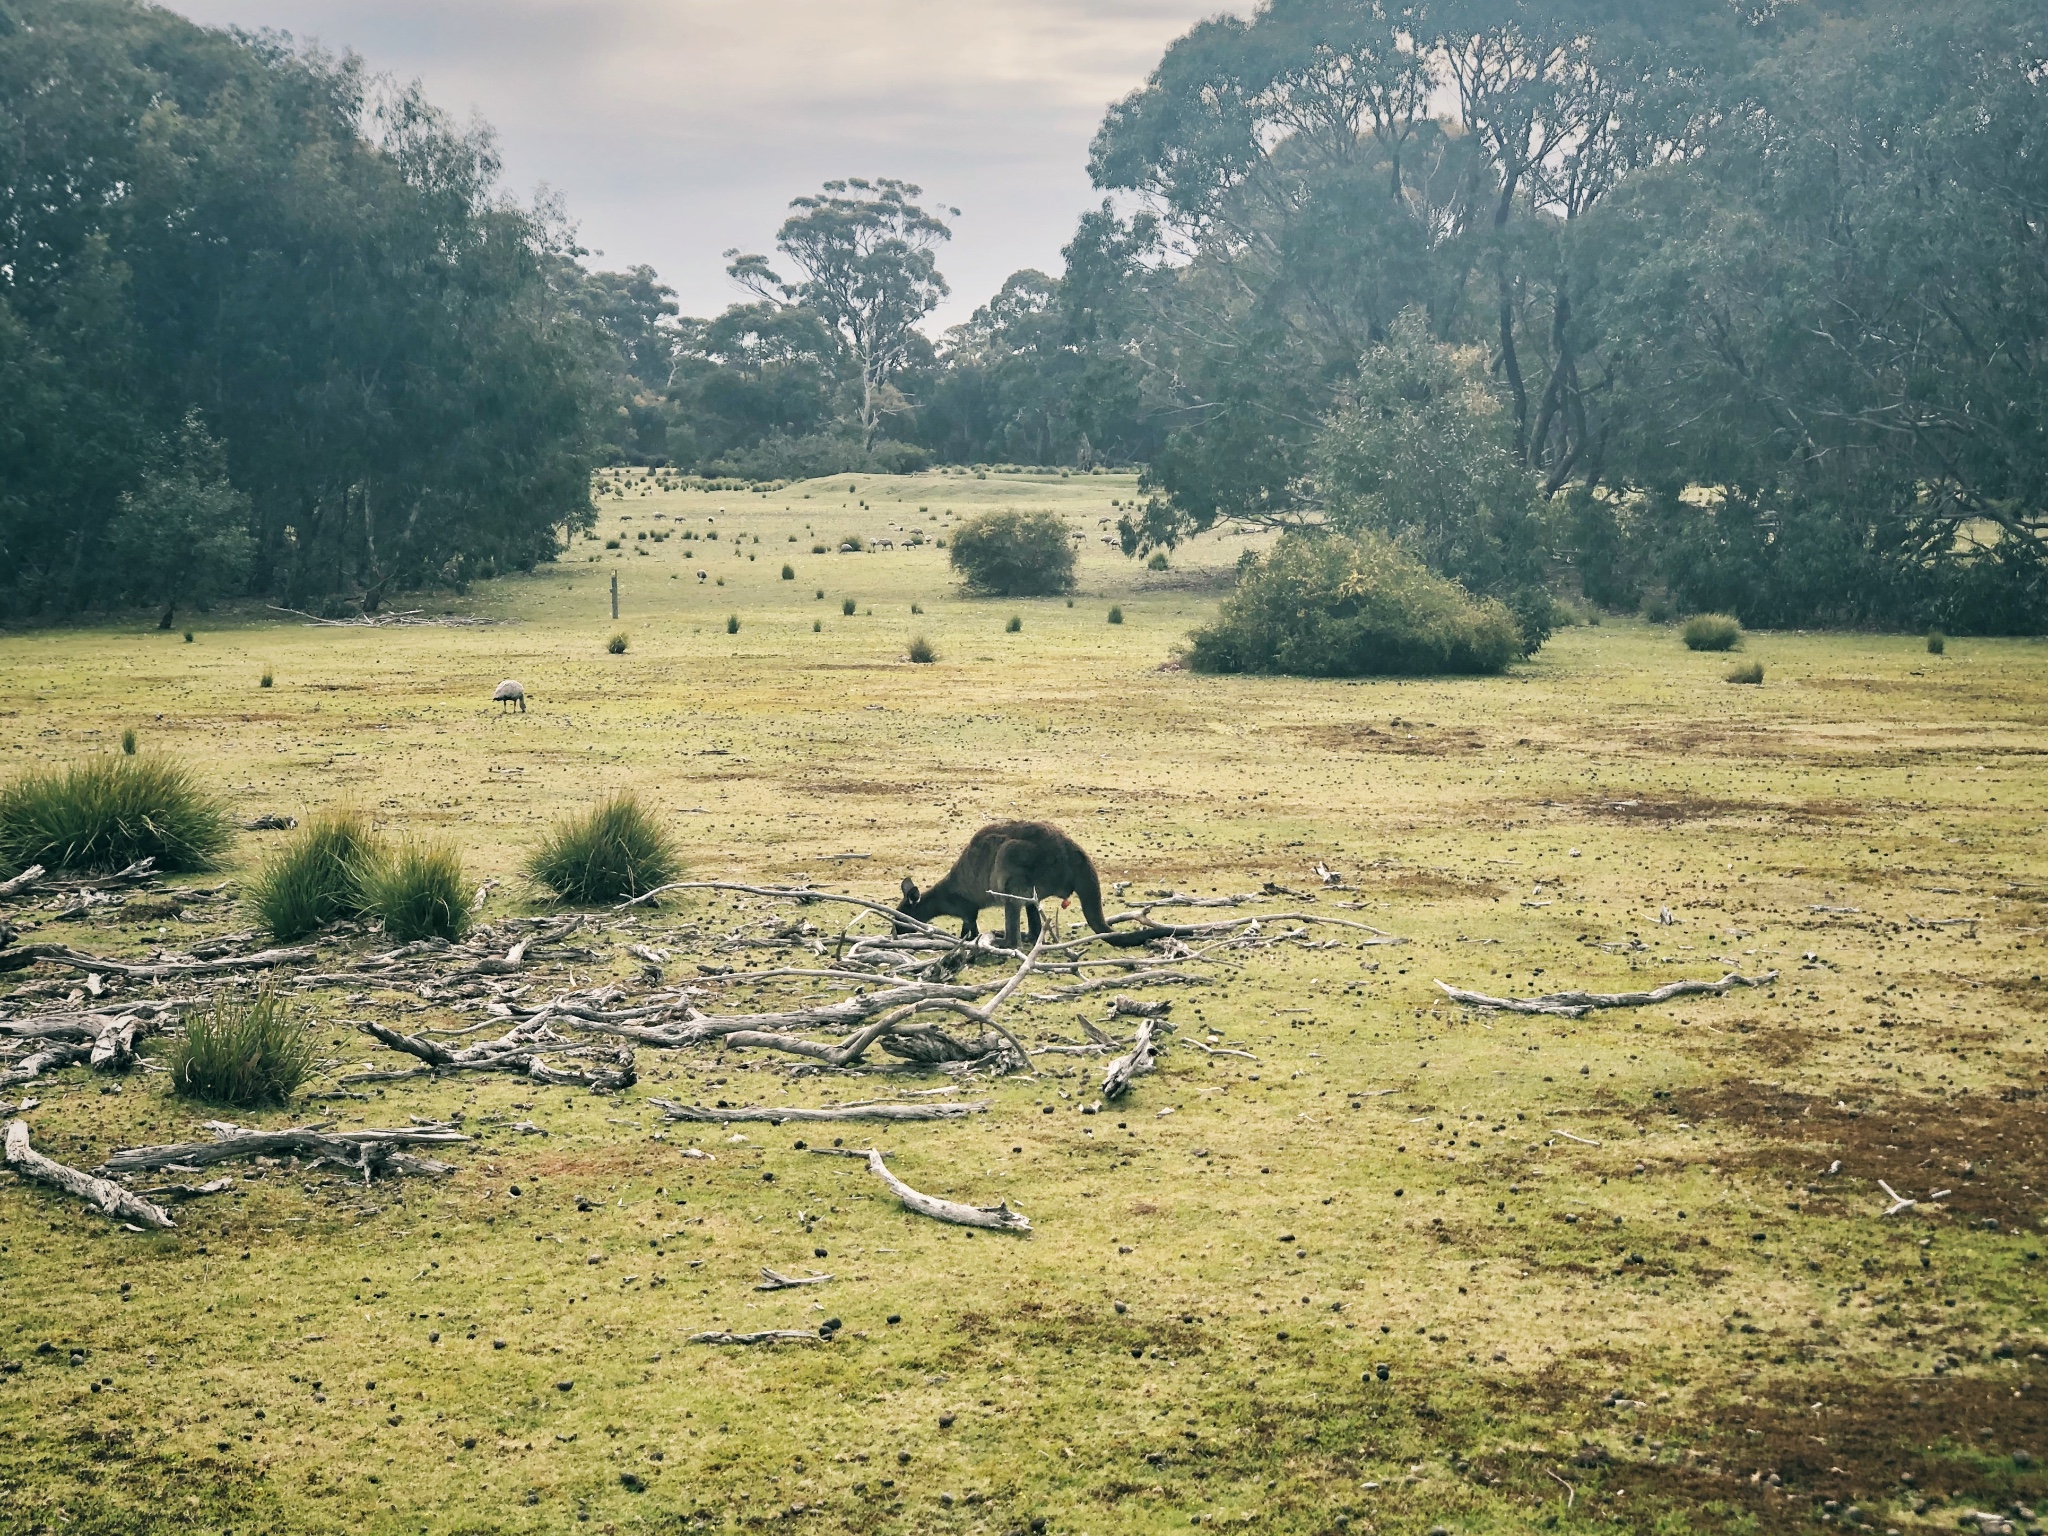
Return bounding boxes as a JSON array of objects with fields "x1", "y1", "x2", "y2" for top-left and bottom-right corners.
[{"x1": 897, "y1": 821, "x2": 1161, "y2": 949}]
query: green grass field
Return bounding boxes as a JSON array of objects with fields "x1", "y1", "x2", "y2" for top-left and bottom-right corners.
[{"x1": 2, "y1": 468, "x2": 2044, "y2": 1536}]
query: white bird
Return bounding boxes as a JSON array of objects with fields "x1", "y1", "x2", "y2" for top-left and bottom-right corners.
[{"x1": 493, "y1": 679, "x2": 526, "y2": 713}]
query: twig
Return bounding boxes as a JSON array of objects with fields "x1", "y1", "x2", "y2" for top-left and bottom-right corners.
[
  {"x1": 1878, "y1": 1179, "x2": 1916, "y2": 1216},
  {"x1": 1101, "y1": 1019, "x2": 1159, "y2": 1101},
  {"x1": 858, "y1": 1148, "x2": 1030, "y2": 1232},
  {"x1": 649, "y1": 1098, "x2": 986, "y2": 1124},
  {"x1": 1546, "y1": 1468, "x2": 1576, "y2": 1508},
  {"x1": 1434, "y1": 971, "x2": 1778, "y2": 1018},
  {"x1": 6, "y1": 1119, "x2": 175, "y2": 1229},
  {"x1": 755, "y1": 1268, "x2": 833, "y2": 1291},
  {"x1": 1552, "y1": 1129, "x2": 1601, "y2": 1147},
  {"x1": 688, "y1": 1329, "x2": 821, "y2": 1345}
]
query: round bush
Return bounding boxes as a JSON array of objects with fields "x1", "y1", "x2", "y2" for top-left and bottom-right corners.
[
  {"x1": 527, "y1": 792, "x2": 679, "y2": 904},
  {"x1": 249, "y1": 808, "x2": 382, "y2": 940},
  {"x1": 907, "y1": 635, "x2": 938, "y2": 664},
  {"x1": 1107, "y1": 606, "x2": 1124, "y2": 625},
  {"x1": 1184, "y1": 531, "x2": 1523, "y2": 678},
  {"x1": 0, "y1": 754, "x2": 234, "y2": 874},
  {"x1": 607, "y1": 632, "x2": 629, "y2": 654},
  {"x1": 1681, "y1": 613, "x2": 1742, "y2": 651},
  {"x1": 947, "y1": 509, "x2": 1076, "y2": 597},
  {"x1": 359, "y1": 839, "x2": 471, "y2": 941}
]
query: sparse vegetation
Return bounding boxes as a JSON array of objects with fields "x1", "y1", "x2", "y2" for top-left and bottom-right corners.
[
  {"x1": 1682, "y1": 612, "x2": 1743, "y2": 651},
  {"x1": 1726, "y1": 659, "x2": 1765, "y2": 684},
  {"x1": 0, "y1": 754, "x2": 234, "y2": 874},
  {"x1": 607, "y1": 632, "x2": 629, "y2": 654},
  {"x1": 526, "y1": 792, "x2": 679, "y2": 904},
  {"x1": 841, "y1": 597, "x2": 856, "y2": 616},
  {"x1": 168, "y1": 987, "x2": 316, "y2": 1107},
  {"x1": 907, "y1": 634, "x2": 938, "y2": 663},
  {"x1": 1146, "y1": 550, "x2": 1170, "y2": 571},
  {"x1": 120, "y1": 729, "x2": 136, "y2": 755},
  {"x1": 948, "y1": 508, "x2": 1076, "y2": 596},
  {"x1": 726, "y1": 614, "x2": 740, "y2": 633},
  {"x1": 1184, "y1": 530, "x2": 1523, "y2": 677},
  {"x1": 358, "y1": 838, "x2": 472, "y2": 941},
  {"x1": 247, "y1": 807, "x2": 381, "y2": 940},
  {"x1": 1107, "y1": 606, "x2": 1123, "y2": 625},
  {"x1": 1928, "y1": 629, "x2": 1946, "y2": 654},
  {"x1": 1005, "y1": 614, "x2": 1022, "y2": 632},
  {"x1": 781, "y1": 564, "x2": 794, "y2": 579}
]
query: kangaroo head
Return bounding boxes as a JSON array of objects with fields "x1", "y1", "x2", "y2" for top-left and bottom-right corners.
[{"x1": 895, "y1": 876, "x2": 925, "y2": 931}]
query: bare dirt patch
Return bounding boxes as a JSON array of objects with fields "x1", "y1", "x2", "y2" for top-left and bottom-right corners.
[{"x1": 1295, "y1": 723, "x2": 1488, "y2": 756}]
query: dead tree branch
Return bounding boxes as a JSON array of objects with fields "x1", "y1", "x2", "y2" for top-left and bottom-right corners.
[
  {"x1": 650, "y1": 1097, "x2": 987, "y2": 1124},
  {"x1": 755, "y1": 1268, "x2": 832, "y2": 1290},
  {"x1": 6, "y1": 1119, "x2": 175, "y2": 1229},
  {"x1": 688, "y1": 1329, "x2": 821, "y2": 1345},
  {"x1": 858, "y1": 1147, "x2": 1031, "y2": 1232},
  {"x1": 11, "y1": 943, "x2": 315, "y2": 980},
  {"x1": 1434, "y1": 971, "x2": 1778, "y2": 1018},
  {"x1": 100, "y1": 1122, "x2": 467, "y2": 1181},
  {"x1": 1101, "y1": 1019, "x2": 1160, "y2": 1101}
]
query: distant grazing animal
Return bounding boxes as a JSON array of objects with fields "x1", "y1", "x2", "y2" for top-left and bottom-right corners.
[
  {"x1": 493, "y1": 679, "x2": 526, "y2": 713},
  {"x1": 898, "y1": 821, "x2": 1167, "y2": 949}
]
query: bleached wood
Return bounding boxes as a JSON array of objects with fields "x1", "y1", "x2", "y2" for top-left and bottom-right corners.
[
  {"x1": 6, "y1": 1119, "x2": 175, "y2": 1229},
  {"x1": 650, "y1": 1097, "x2": 986, "y2": 1124},
  {"x1": 1433, "y1": 971, "x2": 1778, "y2": 1018},
  {"x1": 1101, "y1": 1019, "x2": 1159, "y2": 1102},
  {"x1": 862, "y1": 1148, "x2": 1030, "y2": 1232}
]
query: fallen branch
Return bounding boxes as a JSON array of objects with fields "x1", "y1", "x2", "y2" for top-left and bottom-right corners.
[
  {"x1": 0, "y1": 865, "x2": 46, "y2": 898},
  {"x1": 138, "y1": 1176, "x2": 235, "y2": 1201},
  {"x1": 650, "y1": 1097, "x2": 986, "y2": 1125},
  {"x1": 755, "y1": 1268, "x2": 832, "y2": 1291},
  {"x1": 100, "y1": 1122, "x2": 467, "y2": 1180},
  {"x1": 353, "y1": 1019, "x2": 634, "y2": 1092},
  {"x1": 688, "y1": 1329, "x2": 821, "y2": 1346},
  {"x1": 1101, "y1": 1019, "x2": 1159, "y2": 1102},
  {"x1": 6, "y1": 1119, "x2": 175, "y2": 1229},
  {"x1": 860, "y1": 1147, "x2": 1030, "y2": 1232},
  {"x1": 12, "y1": 943, "x2": 316, "y2": 980},
  {"x1": 1109, "y1": 995, "x2": 1172, "y2": 1018},
  {"x1": 0, "y1": 1040, "x2": 91, "y2": 1088},
  {"x1": 1552, "y1": 1129, "x2": 1601, "y2": 1147},
  {"x1": 1878, "y1": 1179, "x2": 1916, "y2": 1216},
  {"x1": 1433, "y1": 971, "x2": 1777, "y2": 1018}
]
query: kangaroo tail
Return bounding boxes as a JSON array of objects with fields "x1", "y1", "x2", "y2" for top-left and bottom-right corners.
[{"x1": 1076, "y1": 854, "x2": 1181, "y2": 949}]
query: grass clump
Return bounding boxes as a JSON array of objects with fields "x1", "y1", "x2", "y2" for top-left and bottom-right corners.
[
  {"x1": 358, "y1": 839, "x2": 472, "y2": 941},
  {"x1": 726, "y1": 614, "x2": 740, "y2": 634},
  {"x1": 0, "y1": 755, "x2": 234, "y2": 874},
  {"x1": 841, "y1": 597, "x2": 857, "y2": 616},
  {"x1": 168, "y1": 988, "x2": 316, "y2": 1108},
  {"x1": 1681, "y1": 612, "x2": 1742, "y2": 651},
  {"x1": 526, "y1": 792, "x2": 679, "y2": 904},
  {"x1": 1928, "y1": 629, "x2": 1946, "y2": 655},
  {"x1": 1108, "y1": 606, "x2": 1124, "y2": 625},
  {"x1": 813, "y1": 618, "x2": 822, "y2": 632},
  {"x1": 907, "y1": 635, "x2": 938, "y2": 664},
  {"x1": 121, "y1": 729, "x2": 137, "y2": 755},
  {"x1": 1184, "y1": 530, "x2": 1522, "y2": 678},
  {"x1": 1725, "y1": 659, "x2": 1765, "y2": 685},
  {"x1": 1005, "y1": 614, "x2": 1022, "y2": 632},
  {"x1": 607, "y1": 632, "x2": 629, "y2": 654},
  {"x1": 259, "y1": 667, "x2": 274, "y2": 688},
  {"x1": 781, "y1": 563, "x2": 795, "y2": 580},
  {"x1": 1146, "y1": 551, "x2": 1170, "y2": 571},
  {"x1": 948, "y1": 508, "x2": 1076, "y2": 596},
  {"x1": 247, "y1": 808, "x2": 381, "y2": 940}
]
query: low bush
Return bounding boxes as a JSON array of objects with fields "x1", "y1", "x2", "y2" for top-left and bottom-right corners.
[
  {"x1": 948, "y1": 509, "x2": 1076, "y2": 597},
  {"x1": 248, "y1": 808, "x2": 381, "y2": 940},
  {"x1": 781, "y1": 564, "x2": 795, "y2": 580},
  {"x1": 1927, "y1": 630, "x2": 1946, "y2": 655},
  {"x1": 1005, "y1": 614, "x2": 1022, "y2": 633},
  {"x1": 1183, "y1": 531, "x2": 1523, "y2": 678},
  {"x1": 607, "y1": 632, "x2": 628, "y2": 654},
  {"x1": 726, "y1": 614, "x2": 740, "y2": 634},
  {"x1": 169, "y1": 988, "x2": 315, "y2": 1107},
  {"x1": 812, "y1": 544, "x2": 828, "y2": 555},
  {"x1": 907, "y1": 635, "x2": 938, "y2": 664},
  {"x1": 1681, "y1": 613, "x2": 1742, "y2": 651},
  {"x1": 0, "y1": 754, "x2": 234, "y2": 874},
  {"x1": 1641, "y1": 593, "x2": 1675, "y2": 624},
  {"x1": 359, "y1": 839, "x2": 472, "y2": 941},
  {"x1": 1726, "y1": 660, "x2": 1765, "y2": 684},
  {"x1": 120, "y1": 729, "x2": 137, "y2": 755},
  {"x1": 259, "y1": 667, "x2": 273, "y2": 688},
  {"x1": 841, "y1": 597, "x2": 856, "y2": 616},
  {"x1": 526, "y1": 792, "x2": 679, "y2": 904},
  {"x1": 1146, "y1": 551, "x2": 1170, "y2": 572},
  {"x1": 1107, "y1": 606, "x2": 1124, "y2": 625},
  {"x1": 813, "y1": 618, "x2": 822, "y2": 632}
]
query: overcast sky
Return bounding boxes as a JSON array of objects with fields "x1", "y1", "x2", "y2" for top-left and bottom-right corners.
[{"x1": 166, "y1": 0, "x2": 1221, "y2": 330}]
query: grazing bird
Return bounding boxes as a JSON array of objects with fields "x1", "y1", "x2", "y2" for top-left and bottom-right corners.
[
  {"x1": 493, "y1": 679, "x2": 526, "y2": 713},
  {"x1": 897, "y1": 820, "x2": 1175, "y2": 949}
]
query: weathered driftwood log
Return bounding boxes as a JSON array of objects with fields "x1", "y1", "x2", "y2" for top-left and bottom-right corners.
[
  {"x1": 688, "y1": 1329, "x2": 821, "y2": 1345},
  {"x1": 138, "y1": 1176, "x2": 236, "y2": 1201},
  {"x1": 1433, "y1": 971, "x2": 1779, "y2": 1018},
  {"x1": 5, "y1": 1119, "x2": 175, "y2": 1229},
  {"x1": 100, "y1": 1122, "x2": 467, "y2": 1180},
  {"x1": 0, "y1": 1040, "x2": 91, "y2": 1088},
  {"x1": 571, "y1": 980, "x2": 995, "y2": 1048},
  {"x1": 755, "y1": 1268, "x2": 832, "y2": 1291},
  {"x1": 650, "y1": 1097, "x2": 987, "y2": 1125},
  {"x1": 10, "y1": 943, "x2": 315, "y2": 980},
  {"x1": 0, "y1": 865, "x2": 46, "y2": 898},
  {"x1": 1109, "y1": 995, "x2": 1173, "y2": 1018},
  {"x1": 529, "y1": 1050, "x2": 635, "y2": 1091},
  {"x1": 1101, "y1": 1019, "x2": 1159, "y2": 1102},
  {"x1": 355, "y1": 1019, "x2": 635, "y2": 1092},
  {"x1": 860, "y1": 1148, "x2": 1031, "y2": 1233}
]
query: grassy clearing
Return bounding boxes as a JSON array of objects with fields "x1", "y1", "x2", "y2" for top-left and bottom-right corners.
[{"x1": 0, "y1": 469, "x2": 2043, "y2": 1535}]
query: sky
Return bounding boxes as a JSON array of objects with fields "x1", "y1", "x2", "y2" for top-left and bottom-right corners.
[{"x1": 167, "y1": 0, "x2": 1223, "y2": 331}]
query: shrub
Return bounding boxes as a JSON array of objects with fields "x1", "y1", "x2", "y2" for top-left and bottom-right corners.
[
  {"x1": 526, "y1": 792, "x2": 679, "y2": 904},
  {"x1": 907, "y1": 635, "x2": 938, "y2": 664},
  {"x1": 183, "y1": 630, "x2": 194, "y2": 642},
  {"x1": 948, "y1": 509, "x2": 1076, "y2": 597},
  {"x1": 724, "y1": 613, "x2": 740, "y2": 634},
  {"x1": 259, "y1": 667, "x2": 273, "y2": 688},
  {"x1": 1183, "y1": 530, "x2": 1523, "y2": 678},
  {"x1": 1927, "y1": 629, "x2": 1946, "y2": 655},
  {"x1": 1146, "y1": 551, "x2": 1170, "y2": 572},
  {"x1": 781, "y1": 563, "x2": 795, "y2": 580},
  {"x1": 358, "y1": 839, "x2": 472, "y2": 941},
  {"x1": 1681, "y1": 613, "x2": 1742, "y2": 651},
  {"x1": 813, "y1": 618, "x2": 822, "y2": 632},
  {"x1": 1107, "y1": 606, "x2": 1124, "y2": 625},
  {"x1": 168, "y1": 988, "x2": 315, "y2": 1108},
  {"x1": 812, "y1": 544, "x2": 828, "y2": 554},
  {"x1": 248, "y1": 808, "x2": 381, "y2": 940},
  {"x1": 1726, "y1": 660, "x2": 1765, "y2": 684},
  {"x1": 1005, "y1": 614, "x2": 1022, "y2": 633},
  {"x1": 0, "y1": 755, "x2": 234, "y2": 874},
  {"x1": 841, "y1": 535, "x2": 866, "y2": 552},
  {"x1": 607, "y1": 632, "x2": 629, "y2": 654},
  {"x1": 842, "y1": 597, "x2": 856, "y2": 616},
  {"x1": 815, "y1": 588, "x2": 825, "y2": 600},
  {"x1": 605, "y1": 539, "x2": 621, "y2": 550},
  {"x1": 910, "y1": 603, "x2": 923, "y2": 615},
  {"x1": 120, "y1": 729, "x2": 137, "y2": 755}
]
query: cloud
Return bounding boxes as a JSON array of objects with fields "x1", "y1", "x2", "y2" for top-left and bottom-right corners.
[{"x1": 166, "y1": 0, "x2": 1218, "y2": 324}]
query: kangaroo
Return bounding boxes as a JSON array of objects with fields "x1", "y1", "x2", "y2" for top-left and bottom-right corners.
[{"x1": 897, "y1": 821, "x2": 1163, "y2": 949}]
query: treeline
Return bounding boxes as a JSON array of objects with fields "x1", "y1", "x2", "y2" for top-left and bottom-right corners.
[
  {"x1": 610, "y1": 0, "x2": 2048, "y2": 635},
  {"x1": 0, "y1": 0, "x2": 605, "y2": 621}
]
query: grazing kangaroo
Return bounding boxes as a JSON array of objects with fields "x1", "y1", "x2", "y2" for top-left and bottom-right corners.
[{"x1": 897, "y1": 821, "x2": 1163, "y2": 949}]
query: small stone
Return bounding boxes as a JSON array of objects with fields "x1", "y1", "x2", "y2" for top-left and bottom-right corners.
[
  {"x1": 939, "y1": 1414, "x2": 956, "y2": 1428},
  {"x1": 555, "y1": 1380, "x2": 573, "y2": 1392}
]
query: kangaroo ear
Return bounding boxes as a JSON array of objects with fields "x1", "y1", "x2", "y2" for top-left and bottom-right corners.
[{"x1": 900, "y1": 876, "x2": 919, "y2": 902}]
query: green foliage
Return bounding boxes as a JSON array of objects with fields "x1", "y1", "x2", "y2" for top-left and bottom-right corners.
[
  {"x1": 526, "y1": 793, "x2": 679, "y2": 905},
  {"x1": 1928, "y1": 631, "x2": 1946, "y2": 655},
  {"x1": 259, "y1": 667, "x2": 273, "y2": 688},
  {"x1": 781, "y1": 563, "x2": 794, "y2": 579},
  {"x1": 104, "y1": 410, "x2": 253, "y2": 613},
  {"x1": 1184, "y1": 532, "x2": 1524, "y2": 679},
  {"x1": 1005, "y1": 614, "x2": 1022, "y2": 632},
  {"x1": 813, "y1": 618, "x2": 822, "y2": 631},
  {"x1": 842, "y1": 597, "x2": 857, "y2": 616},
  {"x1": 1726, "y1": 660, "x2": 1765, "y2": 684},
  {"x1": 812, "y1": 545, "x2": 829, "y2": 555},
  {"x1": 0, "y1": 754, "x2": 234, "y2": 874},
  {"x1": 1146, "y1": 551, "x2": 1170, "y2": 571},
  {"x1": 168, "y1": 988, "x2": 315, "y2": 1108},
  {"x1": 120, "y1": 729, "x2": 136, "y2": 755},
  {"x1": 726, "y1": 614, "x2": 740, "y2": 634},
  {"x1": 948, "y1": 508, "x2": 1077, "y2": 597},
  {"x1": 1107, "y1": 605, "x2": 1123, "y2": 625},
  {"x1": 607, "y1": 632, "x2": 628, "y2": 654},
  {"x1": 1682, "y1": 613, "x2": 1742, "y2": 652},
  {"x1": 1641, "y1": 593, "x2": 1675, "y2": 625},
  {"x1": 907, "y1": 635, "x2": 938, "y2": 664},
  {"x1": 247, "y1": 808, "x2": 381, "y2": 941},
  {"x1": 358, "y1": 839, "x2": 472, "y2": 942}
]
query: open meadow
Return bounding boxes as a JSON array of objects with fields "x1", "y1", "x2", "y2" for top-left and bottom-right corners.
[{"x1": 2, "y1": 468, "x2": 2045, "y2": 1536}]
